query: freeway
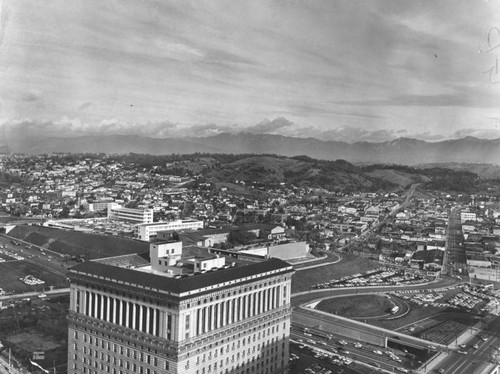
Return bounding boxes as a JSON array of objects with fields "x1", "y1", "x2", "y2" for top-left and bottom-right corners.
[
  {"x1": 0, "y1": 287, "x2": 70, "y2": 303},
  {"x1": 0, "y1": 233, "x2": 70, "y2": 279},
  {"x1": 291, "y1": 329, "x2": 410, "y2": 373}
]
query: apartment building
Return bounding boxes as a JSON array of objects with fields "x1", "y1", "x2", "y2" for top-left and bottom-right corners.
[{"x1": 67, "y1": 241, "x2": 293, "y2": 374}]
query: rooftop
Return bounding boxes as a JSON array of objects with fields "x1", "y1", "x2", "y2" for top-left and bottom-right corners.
[{"x1": 70, "y1": 257, "x2": 293, "y2": 296}]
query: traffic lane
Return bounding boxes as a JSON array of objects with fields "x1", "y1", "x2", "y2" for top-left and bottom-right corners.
[
  {"x1": 435, "y1": 335, "x2": 499, "y2": 374},
  {"x1": 291, "y1": 332, "x2": 409, "y2": 373},
  {"x1": 0, "y1": 287, "x2": 70, "y2": 302},
  {"x1": 291, "y1": 326, "x2": 414, "y2": 367}
]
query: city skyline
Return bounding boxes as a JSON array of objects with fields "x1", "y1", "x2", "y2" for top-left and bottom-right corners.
[{"x1": 1, "y1": 0, "x2": 500, "y2": 145}]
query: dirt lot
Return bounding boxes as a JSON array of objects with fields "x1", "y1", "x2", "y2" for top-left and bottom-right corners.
[
  {"x1": 0, "y1": 296, "x2": 69, "y2": 373},
  {"x1": 7, "y1": 331, "x2": 61, "y2": 351},
  {"x1": 0, "y1": 260, "x2": 68, "y2": 293}
]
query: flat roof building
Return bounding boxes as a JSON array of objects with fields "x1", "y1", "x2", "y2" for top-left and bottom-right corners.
[
  {"x1": 107, "y1": 203, "x2": 154, "y2": 224},
  {"x1": 136, "y1": 219, "x2": 204, "y2": 241},
  {"x1": 67, "y1": 242, "x2": 294, "y2": 374}
]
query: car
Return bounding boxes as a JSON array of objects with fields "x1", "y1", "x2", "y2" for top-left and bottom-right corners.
[
  {"x1": 370, "y1": 362, "x2": 381, "y2": 368},
  {"x1": 338, "y1": 340, "x2": 347, "y2": 345},
  {"x1": 457, "y1": 350, "x2": 467, "y2": 355},
  {"x1": 354, "y1": 343, "x2": 362, "y2": 348},
  {"x1": 373, "y1": 350, "x2": 383, "y2": 355},
  {"x1": 458, "y1": 344, "x2": 466, "y2": 349},
  {"x1": 438, "y1": 369, "x2": 445, "y2": 374},
  {"x1": 480, "y1": 336, "x2": 488, "y2": 342},
  {"x1": 472, "y1": 344, "x2": 478, "y2": 349},
  {"x1": 396, "y1": 368, "x2": 409, "y2": 373}
]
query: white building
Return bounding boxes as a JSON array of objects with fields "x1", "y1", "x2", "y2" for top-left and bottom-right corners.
[
  {"x1": 137, "y1": 219, "x2": 204, "y2": 241},
  {"x1": 460, "y1": 211, "x2": 477, "y2": 223},
  {"x1": 107, "y1": 203, "x2": 154, "y2": 224}
]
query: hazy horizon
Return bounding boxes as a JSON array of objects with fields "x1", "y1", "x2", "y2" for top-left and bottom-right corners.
[{"x1": 1, "y1": 0, "x2": 500, "y2": 146}]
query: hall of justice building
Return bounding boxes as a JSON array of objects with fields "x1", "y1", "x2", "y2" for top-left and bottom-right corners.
[{"x1": 67, "y1": 240, "x2": 294, "y2": 374}]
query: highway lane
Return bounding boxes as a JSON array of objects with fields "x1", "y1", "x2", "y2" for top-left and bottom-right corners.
[
  {"x1": 0, "y1": 287, "x2": 70, "y2": 302},
  {"x1": 0, "y1": 233, "x2": 70, "y2": 279},
  {"x1": 291, "y1": 326, "x2": 415, "y2": 373}
]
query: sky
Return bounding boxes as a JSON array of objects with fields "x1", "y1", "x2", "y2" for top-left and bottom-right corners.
[{"x1": 1, "y1": 0, "x2": 500, "y2": 144}]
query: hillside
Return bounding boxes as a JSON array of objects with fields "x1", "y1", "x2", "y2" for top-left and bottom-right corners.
[
  {"x1": 8, "y1": 225, "x2": 149, "y2": 260},
  {"x1": 205, "y1": 155, "x2": 395, "y2": 192},
  {"x1": 365, "y1": 168, "x2": 431, "y2": 187},
  {"x1": 416, "y1": 163, "x2": 500, "y2": 180}
]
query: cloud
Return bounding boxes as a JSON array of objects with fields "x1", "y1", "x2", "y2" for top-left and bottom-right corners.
[
  {"x1": 245, "y1": 117, "x2": 294, "y2": 134},
  {"x1": 78, "y1": 102, "x2": 96, "y2": 111},
  {"x1": 333, "y1": 90, "x2": 500, "y2": 109},
  {"x1": 20, "y1": 90, "x2": 42, "y2": 103},
  {"x1": 452, "y1": 127, "x2": 500, "y2": 139},
  {"x1": 0, "y1": 3, "x2": 9, "y2": 48}
]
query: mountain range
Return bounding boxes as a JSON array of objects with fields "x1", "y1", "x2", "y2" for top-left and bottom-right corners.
[{"x1": 2, "y1": 133, "x2": 500, "y2": 165}]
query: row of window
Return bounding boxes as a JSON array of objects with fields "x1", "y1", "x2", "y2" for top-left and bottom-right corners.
[
  {"x1": 193, "y1": 285, "x2": 285, "y2": 336},
  {"x1": 75, "y1": 291, "x2": 172, "y2": 339},
  {"x1": 71, "y1": 333, "x2": 170, "y2": 371}
]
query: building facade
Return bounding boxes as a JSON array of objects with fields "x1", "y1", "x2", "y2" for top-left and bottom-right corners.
[
  {"x1": 67, "y1": 251, "x2": 293, "y2": 374},
  {"x1": 107, "y1": 203, "x2": 154, "y2": 224}
]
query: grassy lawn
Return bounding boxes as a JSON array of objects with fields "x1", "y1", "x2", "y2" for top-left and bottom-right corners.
[
  {"x1": 316, "y1": 294, "x2": 393, "y2": 318},
  {"x1": 0, "y1": 261, "x2": 68, "y2": 293},
  {"x1": 291, "y1": 254, "x2": 380, "y2": 293}
]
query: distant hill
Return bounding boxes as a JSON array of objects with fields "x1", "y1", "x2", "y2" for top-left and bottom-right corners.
[
  {"x1": 4, "y1": 133, "x2": 500, "y2": 165},
  {"x1": 416, "y1": 163, "x2": 500, "y2": 180}
]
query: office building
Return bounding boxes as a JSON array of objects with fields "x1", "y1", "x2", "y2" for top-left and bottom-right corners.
[
  {"x1": 136, "y1": 219, "x2": 204, "y2": 241},
  {"x1": 108, "y1": 203, "x2": 154, "y2": 224},
  {"x1": 67, "y1": 241, "x2": 294, "y2": 374}
]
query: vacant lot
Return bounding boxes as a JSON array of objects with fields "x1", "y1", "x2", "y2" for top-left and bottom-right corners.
[
  {"x1": 292, "y1": 254, "x2": 380, "y2": 293},
  {"x1": 7, "y1": 331, "x2": 61, "y2": 351},
  {"x1": 0, "y1": 296, "x2": 69, "y2": 373},
  {"x1": 9, "y1": 225, "x2": 149, "y2": 260},
  {"x1": 0, "y1": 261, "x2": 68, "y2": 293},
  {"x1": 316, "y1": 294, "x2": 393, "y2": 318}
]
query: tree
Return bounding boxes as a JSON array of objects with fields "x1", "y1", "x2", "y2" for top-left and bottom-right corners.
[{"x1": 228, "y1": 229, "x2": 257, "y2": 246}]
